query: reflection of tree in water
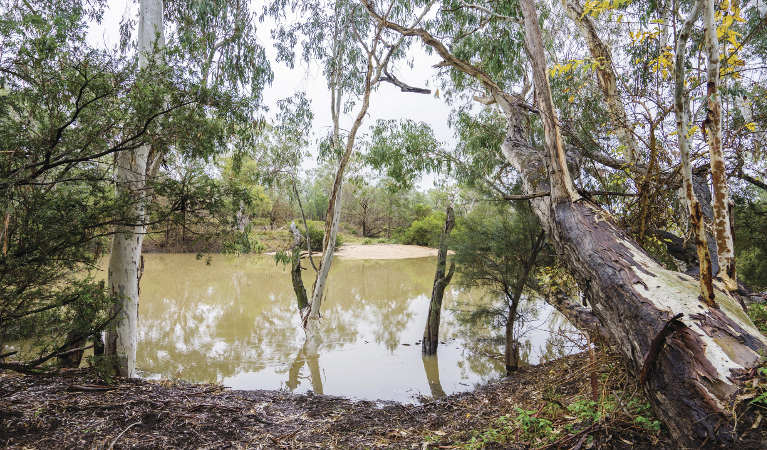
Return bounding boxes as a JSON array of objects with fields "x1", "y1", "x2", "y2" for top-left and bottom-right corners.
[
  {"x1": 421, "y1": 354, "x2": 445, "y2": 399},
  {"x1": 449, "y1": 289, "x2": 577, "y2": 372},
  {"x1": 135, "y1": 255, "x2": 443, "y2": 386},
  {"x1": 286, "y1": 337, "x2": 323, "y2": 394}
]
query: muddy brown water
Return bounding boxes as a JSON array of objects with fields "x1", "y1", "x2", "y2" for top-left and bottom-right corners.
[{"x1": 121, "y1": 254, "x2": 575, "y2": 402}]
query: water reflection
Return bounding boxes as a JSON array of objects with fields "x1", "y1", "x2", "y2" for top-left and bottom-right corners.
[
  {"x1": 286, "y1": 337, "x2": 323, "y2": 394},
  {"x1": 422, "y1": 354, "x2": 445, "y2": 399},
  {"x1": 118, "y1": 254, "x2": 573, "y2": 402}
]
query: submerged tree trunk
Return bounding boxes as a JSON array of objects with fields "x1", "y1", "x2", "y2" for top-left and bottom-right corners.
[
  {"x1": 290, "y1": 222, "x2": 309, "y2": 313},
  {"x1": 105, "y1": 0, "x2": 162, "y2": 378},
  {"x1": 422, "y1": 206, "x2": 455, "y2": 355}
]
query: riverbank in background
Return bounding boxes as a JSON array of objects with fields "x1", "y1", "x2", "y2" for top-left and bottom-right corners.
[{"x1": 1, "y1": 351, "x2": 685, "y2": 449}]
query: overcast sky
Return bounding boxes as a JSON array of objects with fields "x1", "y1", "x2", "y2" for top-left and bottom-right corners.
[{"x1": 86, "y1": 1, "x2": 457, "y2": 186}]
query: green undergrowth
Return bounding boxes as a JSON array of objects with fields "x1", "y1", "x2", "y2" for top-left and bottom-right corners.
[
  {"x1": 455, "y1": 393, "x2": 661, "y2": 449},
  {"x1": 421, "y1": 352, "x2": 666, "y2": 449}
]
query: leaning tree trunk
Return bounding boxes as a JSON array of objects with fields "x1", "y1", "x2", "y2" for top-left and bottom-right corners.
[
  {"x1": 509, "y1": 0, "x2": 767, "y2": 443},
  {"x1": 364, "y1": 0, "x2": 767, "y2": 443},
  {"x1": 105, "y1": 0, "x2": 162, "y2": 378},
  {"x1": 305, "y1": 188, "x2": 343, "y2": 335},
  {"x1": 422, "y1": 205, "x2": 455, "y2": 355}
]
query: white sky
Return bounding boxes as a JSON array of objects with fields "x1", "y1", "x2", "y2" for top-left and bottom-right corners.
[{"x1": 86, "y1": 1, "x2": 456, "y2": 187}]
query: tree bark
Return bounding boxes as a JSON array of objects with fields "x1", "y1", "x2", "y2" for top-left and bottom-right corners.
[
  {"x1": 422, "y1": 205, "x2": 455, "y2": 355},
  {"x1": 674, "y1": 0, "x2": 716, "y2": 305},
  {"x1": 703, "y1": 0, "x2": 738, "y2": 290},
  {"x1": 290, "y1": 222, "x2": 309, "y2": 313},
  {"x1": 366, "y1": 3, "x2": 767, "y2": 444},
  {"x1": 105, "y1": 0, "x2": 163, "y2": 378},
  {"x1": 520, "y1": 0, "x2": 580, "y2": 203},
  {"x1": 564, "y1": 0, "x2": 637, "y2": 164}
]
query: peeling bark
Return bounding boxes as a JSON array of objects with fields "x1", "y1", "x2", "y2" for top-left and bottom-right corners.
[
  {"x1": 703, "y1": 0, "x2": 738, "y2": 290},
  {"x1": 674, "y1": 0, "x2": 716, "y2": 306}
]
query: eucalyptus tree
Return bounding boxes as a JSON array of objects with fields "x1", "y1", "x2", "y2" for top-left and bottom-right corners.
[
  {"x1": 105, "y1": 0, "x2": 164, "y2": 378},
  {"x1": 361, "y1": 0, "x2": 767, "y2": 445},
  {"x1": 0, "y1": 0, "x2": 191, "y2": 371},
  {"x1": 270, "y1": 0, "x2": 433, "y2": 335},
  {"x1": 105, "y1": 0, "x2": 273, "y2": 376}
]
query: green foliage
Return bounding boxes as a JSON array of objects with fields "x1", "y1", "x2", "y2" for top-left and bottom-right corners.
[
  {"x1": 401, "y1": 212, "x2": 446, "y2": 247},
  {"x1": 453, "y1": 202, "x2": 549, "y2": 302},
  {"x1": 734, "y1": 196, "x2": 767, "y2": 290},
  {"x1": 365, "y1": 119, "x2": 444, "y2": 190},
  {"x1": 748, "y1": 303, "x2": 767, "y2": 335}
]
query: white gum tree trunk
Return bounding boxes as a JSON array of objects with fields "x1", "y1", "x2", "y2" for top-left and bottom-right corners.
[
  {"x1": 674, "y1": 0, "x2": 716, "y2": 305},
  {"x1": 702, "y1": 0, "x2": 738, "y2": 290},
  {"x1": 305, "y1": 188, "x2": 343, "y2": 336},
  {"x1": 105, "y1": 0, "x2": 163, "y2": 378}
]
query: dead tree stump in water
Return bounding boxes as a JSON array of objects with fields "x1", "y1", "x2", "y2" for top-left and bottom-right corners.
[{"x1": 422, "y1": 206, "x2": 456, "y2": 355}]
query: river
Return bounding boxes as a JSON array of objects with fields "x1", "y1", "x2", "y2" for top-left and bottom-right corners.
[{"x1": 132, "y1": 253, "x2": 576, "y2": 402}]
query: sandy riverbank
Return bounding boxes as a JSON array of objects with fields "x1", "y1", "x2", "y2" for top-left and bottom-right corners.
[{"x1": 335, "y1": 244, "x2": 453, "y2": 259}]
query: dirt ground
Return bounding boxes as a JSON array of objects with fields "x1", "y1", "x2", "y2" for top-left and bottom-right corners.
[{"x1": 0, "y1": 352, "x2": 687, "y2": 449}]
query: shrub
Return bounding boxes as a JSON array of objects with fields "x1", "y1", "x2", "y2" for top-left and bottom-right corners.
[
  {"x1": 402, "y1": 212, "x2": 445, "y2": 247},
  {"x1": 297, "y1": 220, "x2": 343, "y2": 252}
]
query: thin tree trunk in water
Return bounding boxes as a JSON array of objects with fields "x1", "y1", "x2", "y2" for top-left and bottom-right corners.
[
  {"x1": 505, "y1": 230, "x2": 545, "y2": 373},
  {"x1": 703, "y1": 0, "x2": 737, "y2": 290},
  {"x1": 290, "y1": 222, "x2": 309, "y2": 313},
  {"x1": 422, "y1": 206, "x2": 455, "y2": 355},
  {"x1": 503, "y1": 314, "x2": 519, "y2": 373},
  {"x1": 305, "y1": 189, "x2": 343, "y2": 334},
  {"x1": 366, "y1": 3, "x2": 767, "y2": 444},
  {"x1": 674, "y1": 0, "x2": 716, "y2": 305},
  {"x1": 105, "y1": 0, "x2": 162, "y2": 378}
]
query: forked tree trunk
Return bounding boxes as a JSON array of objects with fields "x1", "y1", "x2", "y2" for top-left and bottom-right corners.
[
  {"x1": 305, "y1": 189, "x2": 343, "y2": 335},
  {"x1": 422, "y1": 206, "x2": 455, "y2": 355},
  {"x1": 105, "y1": 0, "x2": 162, "y2": 378}
]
